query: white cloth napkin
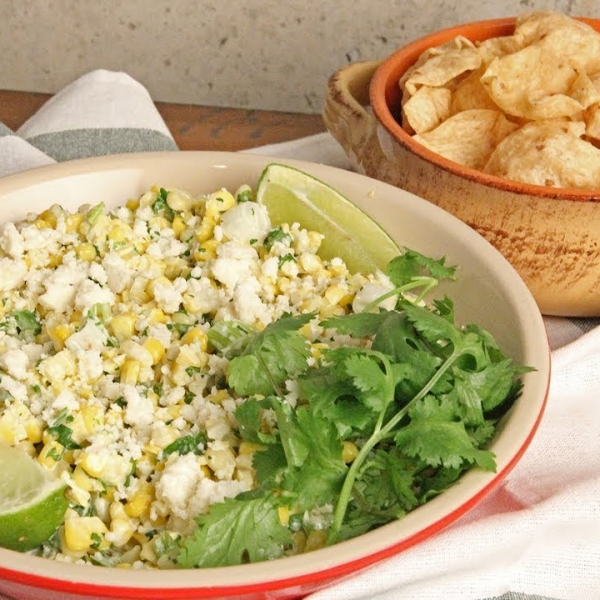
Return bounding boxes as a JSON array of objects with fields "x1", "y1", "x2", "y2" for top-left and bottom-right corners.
[{"x1": 1, "y1": 70, "x2": 599, "y2": 600}]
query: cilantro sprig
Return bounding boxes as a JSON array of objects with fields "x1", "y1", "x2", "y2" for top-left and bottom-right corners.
[{"x1": 177, "y1": 250, "x2": 532, "y2": 567}]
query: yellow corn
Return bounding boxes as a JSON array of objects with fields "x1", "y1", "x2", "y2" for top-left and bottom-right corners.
[
  {"x1": 72, "y1": 465, "x2": 94, "y2": 492},
  {"x1": 304, "y1": 530, "x2": 328, "y2": 553},
  {"x1": 39, "y1": 207, "x2": 60, "y2": 229},
  {"x1": 146, "y1": 276, "x2": 171, "y2": 299},
  {"x1": 25, "y1": 418, "x2": 44, "y2": 444},
  {"x1": 109, "y1": 313, "x2": 137, "y2": 342},
  {"x1": 171, "y1": 214, "x2": 187, "y2": 238},
  {"x1": 120, "y1": 359, "x2": 141, "y2": 385},
  {"x1": 175, "y1": 345, "x2": 208, "y2": 370},
  {"x1": 107, "y1": 517, "x2": 135, "y2": 547},
  {"x1": 193, "y1": 239, "x2": 218, "y2": 261},
  {"x1": 205, "y1": 190, "x2": 235, "y2": 218},
  {"x1": 129, "y1": 277, "x2": 150, "y2": 303},
  {"x1": 342, "y1": 440, "x2": 359, "y2": 463},
  {"x1": 48, "y1": 324, "x2": 72, "y2": 350},
  {"x1": 75, "y1": 243, "x2": 97, "y2": 262},
  {"x1": 65, "y1": 212, "x2": 85, "y2": 233},
  {"x1": 166, "y1": 189, "x2": 194, "y2": 212},
  {"x1": 0, "y1": 418, "x2": 16, "y2": 445},
  {"x1": 179, "y1": 326, "x2": 208, "y2": 349},
  {"x1": 278, "y1": 506, "x2": 290, "y2": 527},
  {"x1": 79, "y1": 451, "x2": 108, "y2": 478},
  {"x1": 126, "y1": 197, "x2": 139, "y2": 211},
  {"x1": 33, "y1": 218, "x2": 51, "y2": 230},
  {"x1": 38, "y1": 440, "x2": 64, "y2": 469},
  {"x1": 143, "y1": 337, "x2": 166, "y2": 365},
  {"x1": 148, "y1": 216, "x2": 170, "y2": 232},
  {"x1": 146, "y1": 307, "x2": 166, "y2": 324},
  {"x1": 125, "y1": 481, "x2": 154, "y2": 518},
  {"x1": 194, "y1": 216, "x2": 215, "y2": 243},
  {"x1": 63, "y1": 516, "x2": 108, "y2": 553},
  {"x1": 108, "y1": 222, "x2": 129, "y2": 243},
  {"x1": 324, "y1": 285, "x2": 347, "y2": 306}
]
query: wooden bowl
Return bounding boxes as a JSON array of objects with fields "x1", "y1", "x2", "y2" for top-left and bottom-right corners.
[{"x1": 323, "y1": 17, "x2": 600, "y2": 317}]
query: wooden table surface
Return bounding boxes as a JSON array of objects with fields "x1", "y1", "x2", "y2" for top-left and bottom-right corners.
[{"x1": 0, "y1": 89, "x2": 327, "y2": 151}]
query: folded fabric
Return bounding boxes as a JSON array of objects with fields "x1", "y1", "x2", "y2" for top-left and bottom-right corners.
[
  {"x1": 1, "y1": 69, "x2": 176, "y2": 177},
  {"x1": 0, "y1": 70, "x2": 598, "y2": 600}
]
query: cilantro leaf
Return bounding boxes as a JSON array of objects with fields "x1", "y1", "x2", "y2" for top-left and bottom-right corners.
[
  {"x1": 228, "y1": 314, "x2": 313, "y2": 397},
  {"x1": 161, "y1": 432, "x2": 207, "y2": 458},
  {"x1": 394, "y1": 419, "x2": 496, "y2": 471},
  {"x1": 177, "y1": 494, "x2": 292, "y2": 568},
  {"x1": 386, "y1": 250, "x2": 456, "y2": 286}
]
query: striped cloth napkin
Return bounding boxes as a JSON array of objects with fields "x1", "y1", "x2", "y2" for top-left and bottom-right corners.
[{"x1": 1, "y1": 69, "x2": 599, "y2": 600}]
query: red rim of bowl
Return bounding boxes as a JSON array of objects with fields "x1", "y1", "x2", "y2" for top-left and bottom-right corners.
[{"x1": 370, "y1": 16, "x2": 600, "y2": 202}]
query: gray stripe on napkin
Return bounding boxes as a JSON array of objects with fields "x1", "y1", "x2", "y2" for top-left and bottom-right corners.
[
  {"x1": 0, "y1": 123, "x2": 14, "y2": 136},
  {"x1": 24, "y1": 128, "x2": 177, "y2": 161},
  {"x1": 568, "y1": 316, "x2": 600, "y2": 334}
]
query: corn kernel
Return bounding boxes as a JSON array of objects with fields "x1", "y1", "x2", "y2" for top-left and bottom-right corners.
[
  {"x1": 166, "y1": 189, "x2": 194, "y2": 212},
  {"x1": 25, "y1": 418, "x2": 44, "y2": 444},
  {"x1": 143, "y1": 337, "x2": 166, "y2": 365},
  {"x1": 64, "y1": 516, "x2": 108, "y2": 553},
  {"x1": 39, "y1": 208, "x2": 58, "y2": 228},
  {"x1": 125, "y1": 481, "x2": 154, "y2": 518},
  {"x1": 238, "y1": 441, "x2": 265, "y2": 455},
  {"x1": 194, "y1": 216, "x2": 215, "y2": 243},
  {"x1": 65, "y1": 213, "x2": 85, "y2": 233},
  {"x1": 33, "y1": 218, "x2": 51, "y2": 230},
  {"x1": 109, "y1": 313, "x2": 137, "y2": 342},
  {"x1": 76, "y1": 243, "x2": 97, "y2": 262},
  {"x1": 72, "y1": 465, "x2": 94, "y2": 492},
  {"x1": 148, "y1": 216, "x2": 170, "y2": 231},
  {"x1": 342, "y1": 440, "x2": 359, "y2": 463},
  {"x1": 146, "y1": 276, "x2": 171, "y2": 299},
  {"x1": 108, "y1": 222, "x2": 129, "y2": 243},
  {"x1": 79, "y1": 451, "x2": 108, "y2": 478},
  {"x1": 126, "y1": 197, "x2": 139, "y2": 211},
  {"x1": 171, "y1": 214, "x2": 187, "y2": 238},
  {"x1": 38, "y1": 440, "x2": 64, "y2": 469},
  {"x1": 304, "y1": 529, "x2": 328, "y2": 553},
  {"x1": 106, "y1": 517, "x2": 135, "y2": 547},
  {"x1": 49, "y1": 324, "x2": 72, "y2": 350},
  {"x1": 179, "y1": 326, "x2": 208, "y2": 349},
  {"x1": 205, "y1": 190, "x2": 235, "y2": 218},
  {"x1": 120, "y1": 359, "x2": 141, "y2": 385},
  {"x1": 324, "y1": 285, "x2": 347, "y2": 306},
  {"x1": 278, "y1": 506, "x2": 290, "y2": 527},
  {"x1": 175, "y1": 345, "x2": 208, "y2": 370}
]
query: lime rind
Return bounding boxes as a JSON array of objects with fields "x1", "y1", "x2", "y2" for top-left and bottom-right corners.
[
  {"x1": 0, "y1": 444, "x2": 69, "y2": 551},
  {"x1": 256, "y1": 163, "x2": 400, "y2": 274}
]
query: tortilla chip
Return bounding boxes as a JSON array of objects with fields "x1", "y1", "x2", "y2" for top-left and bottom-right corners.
[
  {"x1": 583, "y1": 103, "x2": 600, "y2": 142},
  {"x1": 401, "y1": 45, "x2": 482, "y2": 97},
  {"x1": 450, "y1": 66, "x2": 498, "y2": 113},
  {"x1": 402, "y1": 85, "x2": 452, "y2": 134},
  {"x1": 413, "y1": 109, "x2": 519, "y2": 169},
  {"x1": 480, "y1": 45, "x2": 582, "y2": 119},
  {"x1": 400, "y1": 36, "x2": 476, "y2": 99},
  {"x1": 484, "y1": 120, "x2": 600, "y2": 188}
]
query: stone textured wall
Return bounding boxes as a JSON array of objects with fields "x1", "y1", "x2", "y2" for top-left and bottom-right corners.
[{"x1": 2, "y1": 0, "x2": 597, "y2": 113}]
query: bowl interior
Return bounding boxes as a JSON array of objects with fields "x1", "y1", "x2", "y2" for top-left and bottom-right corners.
[
  {"x1": 370, "y1": 16, "x2": 600, "y2": 200},
  {"x1": 0, "y1": 152, "x2": 550, "y2": 599}
]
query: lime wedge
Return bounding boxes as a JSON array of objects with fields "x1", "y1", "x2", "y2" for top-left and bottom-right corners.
[
  {"x1": 0, "y1": 444, "x2": 68, "y2": 551},
  {"x1": 255, "y1": 163, "x2": 400, "y2": 273}
]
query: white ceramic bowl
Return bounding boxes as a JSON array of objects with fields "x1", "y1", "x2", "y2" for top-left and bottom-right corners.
[{"x1": 0, "y1": 152, "x2": 550, "y2": 600}]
